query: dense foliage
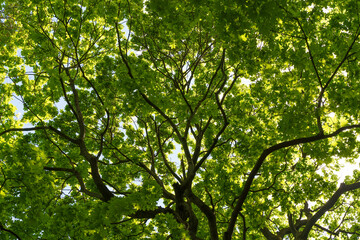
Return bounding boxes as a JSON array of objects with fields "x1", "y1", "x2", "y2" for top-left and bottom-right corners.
[{"x1": 1, "y1": 0, "x2": 360, "y2": 239}]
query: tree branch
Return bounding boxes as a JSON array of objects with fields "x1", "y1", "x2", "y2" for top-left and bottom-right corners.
[
  {"x1": 130, "y1": 207, "x2": 174, "y2": 219},
  {"x1": 297, "y1": 182, "x2": 360, "y2": 239},
  {"x1": 0, "y1": 126, "x2": 78, "y2": 144},
  {"x1": 0, "y1": 223, "x2": 22, "y2": 240},
  {"x1": 296, "y1": 18, "x2": 322, "y2": 88},
  {"x1": 43, "y1": 166, "x2": 103, "y2": 200},
  {"x1": 224, "y1": 123, "x2": 360, "y2": 240},
  {"x1": 187, "y1": 190, "x2": 219, "y2": 240}
]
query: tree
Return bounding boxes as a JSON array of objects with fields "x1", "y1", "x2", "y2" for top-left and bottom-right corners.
[{"x1": 1, "y1": 0, "x2": 360, "y2": 239}]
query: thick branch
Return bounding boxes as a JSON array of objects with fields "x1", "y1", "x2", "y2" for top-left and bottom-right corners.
[
  {"x1": 43, "y1": 166, "x2": 103, "y2": 200},
  {"x1": 187, "y1": 190, "x2": 219, "y2": 240},
  {"x1": 67, "y1": 71, "x2": 86, "y2": 140},
  {"x1": 86, "y1": 154, "x2": 115, "y2": 202},
  {"x1": 224, "y1": 124, "x2": 360, "y2": 240},
  {"x1": 297, "y1": 182, "x2": 360, "y2": 239},
  {"x1": 261, "y1": 219, "x2": 308, "y2": 240},
  {"x1": 260, "y1": 228, "x2": 279, "y2": 240}
]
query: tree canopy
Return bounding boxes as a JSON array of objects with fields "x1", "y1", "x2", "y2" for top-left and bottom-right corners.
[{"x1": 1, "y1": 0, "x2": 360, "y2": 239}]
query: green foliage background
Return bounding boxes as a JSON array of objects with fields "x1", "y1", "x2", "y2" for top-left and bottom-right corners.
[{"x1": 1, "y1": 0, "x2": 360, "y2": 239}]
